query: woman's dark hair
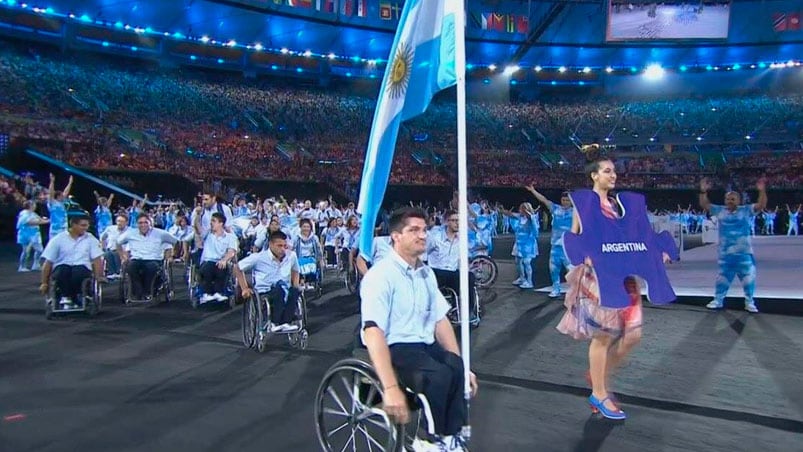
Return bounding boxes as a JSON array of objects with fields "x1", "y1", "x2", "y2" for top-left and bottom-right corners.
[{"x1": 581, "y1": 144, "x2": 613, "y2": 179}]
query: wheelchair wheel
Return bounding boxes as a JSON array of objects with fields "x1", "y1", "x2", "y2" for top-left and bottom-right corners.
[
  {"x1": 45, "y1": 284, "x2": 56, "y2": 320},
  {"x1": 188, "y1": 264, "x2": 199, "y2": 308},
  {"x1": 345, "y1": 265, "x2": 359, "y2": 295},
  {"x1": 298, "y1": 329, "x2": 308, "y2": 350},
  {"x1": 82, "y1": 278, "x2": 100, "y2": 317},
  {"x1": 315, "y1": 359, "x2": 403, "y2": 452},
  {"x1": 163, "y1": 261, "x2": 174, "y2": 304},
  {"x1": 256, "y1": 293, "x2": 269, "y2": 353},
  {"x1": 441, "y1": 287, "x2": 460, "y2": 325},
  {"x1": 470, "y1": 255, "x2": 498, "y2": 289},
  {"x1": 120, "y1": 271, "x2": 132, "y2": 305},
  {"x1": 242, "y1": 294, "x2": 258, "y2": 349}
]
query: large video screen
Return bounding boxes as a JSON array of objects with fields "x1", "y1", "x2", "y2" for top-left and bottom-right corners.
[{"x1": 606, "y1": 1, "x2": 731, "y2": 41}]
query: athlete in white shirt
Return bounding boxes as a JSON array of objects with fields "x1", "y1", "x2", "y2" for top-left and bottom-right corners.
[
  {"x1": 39, "y1": 213, "x2": 105, "y2": 307},
  {"x1": 118, "y1": 213, "x2": 177, "y2": 301}
]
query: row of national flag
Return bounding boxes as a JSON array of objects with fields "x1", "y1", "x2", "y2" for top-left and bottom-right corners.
[
  {"x1": 269, "y1": 0, "x2": 529, "y2": 33},
  {"x1": 773, "y1": 11, "x2": 801, "y2": 32}
]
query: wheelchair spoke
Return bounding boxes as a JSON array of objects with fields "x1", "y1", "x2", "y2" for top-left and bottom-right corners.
[
  {"x1": 326, "y1": 419, "x2": 351, "y2": 438},
  {"x1": 356, "y1": 424, "x2": 385, "y2": 452},
  {"x1": 338, "y1": 429, "x2": 357, "y2": 452},
  {"x1": 339, "y1": 375, "x2": 358, "y2": 413},
  {"x1": 326, "y1": 385, "x2": 350, "y2": 415},
  {"x1": 323, "y1": 406, "x2": 349, "y2": 417},
  {"x1": 365, "y1": 384, "x2": 379, "y2": 409}
]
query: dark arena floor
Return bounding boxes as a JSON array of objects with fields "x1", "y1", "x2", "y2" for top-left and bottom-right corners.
[{"x1": 1, "y1": 234, "x2": 802, "y2": 452}]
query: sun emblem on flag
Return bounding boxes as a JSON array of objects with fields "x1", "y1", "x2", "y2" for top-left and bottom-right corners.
[{"x1": 387, "y1": 42, "x2": 413, "y2": 99}]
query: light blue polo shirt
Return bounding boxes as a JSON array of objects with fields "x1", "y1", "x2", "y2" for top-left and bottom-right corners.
[
  {"x1": 200, "y1": 231, "x2": 239, "y2": 262},
  {"x1": 360, "y1": 249, "x2": 450, "y2": 346},
  {"x1": 41, "y1": 231, "x2": 103, "y2": 270},
  {"x1": 238, "y1": 249, "x2": 299, "y2": 293}
]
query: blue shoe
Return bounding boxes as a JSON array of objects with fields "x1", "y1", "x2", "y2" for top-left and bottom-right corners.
[{"x1": 589, "y1": 394, "x2": 627, "y2": 420}]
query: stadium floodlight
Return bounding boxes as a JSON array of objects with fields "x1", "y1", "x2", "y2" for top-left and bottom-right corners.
[
  {"x1": 503, "y1": 65, "x2": 520, "y2": 75},
  {"x1": 303, "y1": 50, "x2": 312, "y2": 57},
  {"x1": 227, "y1": 40, "x2": 237, "y2": 47},
  {"x1": 679, "y1": 65, "x2": 687, "y2": 72},
  {"x1": 280, "y1": 47, "x2": 289, "y2": 54},
  {"x1": 534, "y1": 65, "x2": 542, "y2": 72},
  {"x1": 644, "y1": 64, "x2": 665, "y2": 80},
  {"x1": 200, "y1": 36, "x2": 210, "y2": 44},
  {"x1": 583, "y1": 67, "x2": 591, "y2": 74},
  {"x1": 558, "y1": 66, "x2": 567, "y2": 73},
  {"x1": 327, "y1": 52, "x2": 335, "y2": 59},
  {"x1": 254, "y1": 43, "x2": 264, "y2": 51},
  {"x1": 488, "y1": 64, "x2": 497, "y2": 71},
  {"x1": 605, "y1": 66, "x2": 613, "y2": 73}
]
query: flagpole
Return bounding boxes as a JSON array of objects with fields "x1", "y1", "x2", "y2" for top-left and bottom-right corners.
[{"x1": 453, "y1": 0, "x2": 472, "y2": 438}]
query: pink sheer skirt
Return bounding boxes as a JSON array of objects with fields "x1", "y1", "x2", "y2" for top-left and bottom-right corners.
[{"x1": 556, "y1": 264, "x2": 643, "y2": 340}]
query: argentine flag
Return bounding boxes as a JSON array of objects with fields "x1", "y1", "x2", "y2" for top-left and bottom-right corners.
[{"x1": 357, "y1": 0, "x2": 458, "y2": 261}]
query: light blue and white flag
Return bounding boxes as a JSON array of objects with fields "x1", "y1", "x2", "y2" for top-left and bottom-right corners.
[{"x1": 357, "y1": 0, "x2": 458, "y2": 261}]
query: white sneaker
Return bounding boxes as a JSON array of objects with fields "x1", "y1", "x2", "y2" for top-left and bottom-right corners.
[
  {"x1": 706, "y1": 299, "x2": 723, "y2": 310},
  {"x1": 412, "y1": 437, "x2": 447, "y2": 452},
  {"x1": 269, "y1": 323, "x2": 283, "y2": 333},
  {"x1": 519, "y1": 283, "x2": 534, "y2": 289},
  {"x1": 745, "y1": 302, "x2": 759, "y2": 313},
  {"x1": 511, "y1": 278, "x2": 523, "y2": 286},
  {"x1": 548, "y1": 289, "x2": 561, "y2": 298},
  {"x1": 445, "y1": 435, "x2": 469, "y2": 451},
  {"x1": 59, "y1": 297, "x2": 72, "y2": 305},
  {"x1": 18, "y1": 267, "x2": 30, "y2": 272},
  {"x1": 213, "y1": 293, "x2": 228, "y2": 301},
  {"x1": 281, "y1": 324, "x2": 299, "y2": 332},
  {"x1": 200, "y1": 293, "x2": 215, "y2": 303}
]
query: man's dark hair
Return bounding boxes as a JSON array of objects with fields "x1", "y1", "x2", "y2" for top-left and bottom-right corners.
[
  {"x1": 389, "y1": 207, "x2": 427, "y2": 234},
  {"x1": 69, "y1": 213, "x2": 90, "y2": 226},
  {"x1": 444, "y1": 209, "x2": 458, "y2": 219},
  {"x1": 136, "y1": 212, "x2": 151, "y2": 222},
  {"x1": 211, "y1": 212, "x2": 226, "y2": 224},
  {"x1": 268, "y1": 230, "x2": 288, "y2": 242}
]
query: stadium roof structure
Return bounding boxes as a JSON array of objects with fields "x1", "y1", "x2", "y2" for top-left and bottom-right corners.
[{"x1": 1, "y1": 0, "x2": 801, "y2": 76}]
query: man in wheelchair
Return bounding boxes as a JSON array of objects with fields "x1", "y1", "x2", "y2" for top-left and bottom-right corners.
[
  {"x1": 117, "y1": 213, "x2": 178, "y2": 302},
  {"x1": 193, "y1": 210, "x2": 238, "y2": 303},
  {"x1": 426, "y1": 210, "x2": 479, "y2": 322},
  {"x1": 39, "y1": 213, "x2": 106, "y2": 308},
  {"x1": 361, "y1": 208, "x2": 478, "y2": 451},
  {"x1": 235, "y1": 230, "x2": 302, "y2": 333}
]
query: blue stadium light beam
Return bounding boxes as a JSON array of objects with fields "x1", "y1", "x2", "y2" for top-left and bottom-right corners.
[{"x1": 26, "y1": 149, "x2": 148, "y2": 203}]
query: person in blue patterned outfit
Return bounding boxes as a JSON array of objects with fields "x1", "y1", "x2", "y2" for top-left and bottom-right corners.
[
  {"x1": 526, "y1": 185, "x2": 574, "y2": 298},
  {"x1": 93, "y1": 191, "x2": 114, "y2": 236},
  {"x1": 501, "y1": 202, "x2": 540, "y2": 289},
  {"x1": 47, "y1": 173, "x2": 73, "y2": 239},
  {"x1": 699, "y1": 177, "x2": 767, "y2": 313},
  {"x1": 17, "y1": 201, "x2": 50, "y2": 272}
]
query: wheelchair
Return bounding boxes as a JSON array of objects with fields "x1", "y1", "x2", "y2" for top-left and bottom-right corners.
[
  {"x1": 45, "y1": 274, "x2": 103, "y2": 319},
  {"x1": 469, "y1": 254, "x2": 498, "y2": 289},
  {"x1": 440, "y1": 286, "x2": 481, "y2": 328},
  {"x1": 344, "y1": 258, "x2": 361, "y2": 296},
  {"x1": 119, "y1": 258, "x2": 175, "y2": 306},
  {"x1": 187, "y1": 259, "x2": 238, "y2": 309},
  {"x1": 241, "y1": 281, "x2": 309, "y2": 352},
  {"x1": 298, "y1": 255, "x2": 324, "y2": 299},
  {"x1": 314, "y1": 351, "x2": 437, "y2": 452}
]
